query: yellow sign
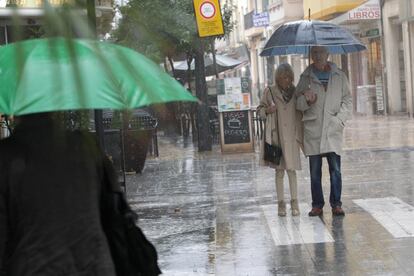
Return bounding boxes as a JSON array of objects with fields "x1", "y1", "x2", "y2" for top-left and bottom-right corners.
[{"x1": 193, "y1": 0, "x2": 224, "y2": 38}]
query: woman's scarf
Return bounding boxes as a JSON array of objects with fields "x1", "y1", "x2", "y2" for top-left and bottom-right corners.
[{"x1": 278, "y1": 85, "x2": 295, "y2": 103}]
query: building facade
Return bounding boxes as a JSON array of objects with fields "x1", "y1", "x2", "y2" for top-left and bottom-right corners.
[
  {"x1": 243, "y1": 0, "x2": 268, "y2": 105},
  {"x1": 266, "y1": 0, "x2": 305, "y2": 87},
  {"x1": 215, "y1": 0, "x2": 250, "y2": 79},
  {"x1": 237, "y1": 0, "x2": 305, "y2": 105},
  {"x1": 201, "y1": 0, "x2": 414, "y2": 116},
  {"x1": 382, "y1": 0, "x2": 414, "y2": 116},
  {"x1": 305, "y1": 0, "x2": 385, "y2": 115},
  {"x1": 0, "y1": 0, "x2": 113, "y2": 44}
]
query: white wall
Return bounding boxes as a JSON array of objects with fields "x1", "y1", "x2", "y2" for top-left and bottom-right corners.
[
  {"x1": 382, "y1": 0, "x2": 403, "y2": 113},
  {"x1": 402, "y1": 21, "x2": 414, "y2": 116}
]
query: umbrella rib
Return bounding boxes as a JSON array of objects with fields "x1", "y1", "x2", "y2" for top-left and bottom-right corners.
[{"x1": 262, "y1": 42, "x2": 365, "y2": 51}]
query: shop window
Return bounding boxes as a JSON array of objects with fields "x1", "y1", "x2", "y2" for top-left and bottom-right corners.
[{"x1": 367, "y1": 39, "x2": 382, "y2": 84}]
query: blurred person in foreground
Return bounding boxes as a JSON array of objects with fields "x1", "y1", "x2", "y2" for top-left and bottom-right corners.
[
  {"x1": 0, "y1": 112, "x2": 162, "y2": 275},
  {"x1": 296, "y1": 46, "x2": 352, "y2": 217},
  {"x1": 258, "y1": 63, "x2": 303, "y2": 217}
]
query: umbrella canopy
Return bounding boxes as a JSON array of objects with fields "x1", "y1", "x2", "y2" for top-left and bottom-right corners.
[
  {"x1": 0, "y1": 37, "x2": 197, "y2": 116},
  {"x1": 260, "y1": 20, "x2": 366, "y2": 56},
  {"x1": 173, "y1": 54, "x2": 243, "y2": 76}
]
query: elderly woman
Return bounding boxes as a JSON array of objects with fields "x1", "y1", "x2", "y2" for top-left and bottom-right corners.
[{"x1": 257, "y1": 63, "x2": 303, "y2": 216}]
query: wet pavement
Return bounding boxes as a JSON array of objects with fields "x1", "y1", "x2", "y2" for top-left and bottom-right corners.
[{"x1": 126, "y1": 115, "x2": 414, "y2": 275}]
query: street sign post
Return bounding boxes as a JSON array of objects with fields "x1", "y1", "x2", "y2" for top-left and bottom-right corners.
[{"x1": 193, "y1": 0, "x2": 225, "y2": 37}]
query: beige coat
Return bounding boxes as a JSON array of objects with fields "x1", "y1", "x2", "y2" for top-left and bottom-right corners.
[
  {"x1": 257, "y1": 85, "x2": 303, "y2": 170},
  {"x1": 296, "y1": 62, "x2": 352, "y2": 156}
]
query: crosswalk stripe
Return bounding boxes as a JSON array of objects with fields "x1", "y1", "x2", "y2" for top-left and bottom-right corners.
[
  {"x1": 353, "y1": 197, "x2": 414, "y2": 238},
  {"x1": 261, "y1": 204, "x2": 334, "y2": 246}
]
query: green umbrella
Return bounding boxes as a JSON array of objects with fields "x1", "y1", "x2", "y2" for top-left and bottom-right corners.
[{"x1": 0, "y1": 37, "x2": 197, "y2": 115}]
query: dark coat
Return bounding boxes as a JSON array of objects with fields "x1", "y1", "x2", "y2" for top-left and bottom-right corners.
[{"x1": 0, "y1": 116, "x2": 116, "y2": 276}]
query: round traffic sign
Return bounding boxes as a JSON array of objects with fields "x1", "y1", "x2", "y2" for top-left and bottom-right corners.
[{"x1": 200, "y1": 1, "x2": 216, "y2": 19}]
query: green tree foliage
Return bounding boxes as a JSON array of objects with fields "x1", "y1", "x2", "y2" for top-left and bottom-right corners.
[
  {"x1": 112, "y1": 0, "x2": 234, "y2": 65},
  {"x1": 112, "y1": 0, "x2": 234, "y2": 151}
]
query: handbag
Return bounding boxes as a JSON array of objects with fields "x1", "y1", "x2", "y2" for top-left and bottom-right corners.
[
  {"x1": 263, "y1": 87, "x2": 283, "y2": 165},
  {"x1": 264, "y1": 141, "x2": 282, "y2": 165},
  {"x1": 101, "y1": 157, "x2": 162, "y2": 276}
]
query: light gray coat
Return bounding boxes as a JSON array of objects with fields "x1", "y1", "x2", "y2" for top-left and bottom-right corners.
[
  {"x1": 257, "y1": 85, "x2": 303, "y2": 170},
  {"x1": 296, "y1": 62, "x2": 352, "y2": 156}
]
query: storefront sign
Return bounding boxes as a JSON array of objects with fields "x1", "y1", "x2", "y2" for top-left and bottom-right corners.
[
  {"x1": 362, "y1": 28, "x2": 380, "y2": 38},
  {"x1": 253, "y1": 12, "x2": 269, "y2": 27},
  {"x1": 348, "y1": 0, "x2": 381, "y2": 20},
  {"x1": 222, "y1": 110, "x2": 250, "y2": 144},
  {"x1": 193, "y1": 0, "x2": 225, "y2": 37},
  {"x1": 218, "y1": 79, "x2": 254, "y2": 153}
]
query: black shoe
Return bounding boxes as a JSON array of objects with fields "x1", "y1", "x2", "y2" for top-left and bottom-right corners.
[
  {"x1": 308, "y1": 208, "x2": 323, "y2": 216},
  {"x1": 332, "y1": 206, "x2": 345, "y2": 216}
]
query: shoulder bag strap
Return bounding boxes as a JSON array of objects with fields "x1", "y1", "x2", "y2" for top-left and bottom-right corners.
[{"x1": 268, "y1": 87, "x2": 281, "y2": 146}]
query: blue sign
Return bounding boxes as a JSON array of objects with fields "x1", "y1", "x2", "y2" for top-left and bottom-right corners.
[{"x1": 253, "y1": 12, "x2": 269, "y2": 27}]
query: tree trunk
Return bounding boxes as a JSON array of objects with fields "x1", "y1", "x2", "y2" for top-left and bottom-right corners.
[{"x1": 194, "y1": 38, "x2": 212, "y2": 151}]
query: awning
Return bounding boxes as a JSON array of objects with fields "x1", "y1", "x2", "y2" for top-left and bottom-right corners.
[
  {"x1": 0, "y1": 8, "x2": 44, "y2": 17},
  {"x1": 329, "y1": 0, "x2": 381, "y2": 25},
  {"x1": 173, "y1": 53, "x2": 243, "y2": 71},
  {"x1": 172, "y1": 53, "x2": 245, "y2": 77}
]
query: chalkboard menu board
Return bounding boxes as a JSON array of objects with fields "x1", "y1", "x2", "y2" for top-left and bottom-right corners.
[{"x1": 222, "y1": 110, "x2": 250, "y2": 144}]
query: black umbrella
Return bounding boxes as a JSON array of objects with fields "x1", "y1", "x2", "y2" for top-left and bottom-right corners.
[{"x1": 260, "y1": 20, "x2": 366, "y2": 57}]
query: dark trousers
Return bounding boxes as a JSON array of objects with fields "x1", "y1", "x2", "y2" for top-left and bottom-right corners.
[{"x1": 309, "y1": 152, "x2": 342, "y2": 208}]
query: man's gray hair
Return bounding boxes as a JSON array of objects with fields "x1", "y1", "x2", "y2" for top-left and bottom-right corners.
[
  {"x1": 310, "y1": 45, "x2": 329, "y2": 54},
  {"x1": 274, "y1": 63, "x2": 294, "y2": 84}
]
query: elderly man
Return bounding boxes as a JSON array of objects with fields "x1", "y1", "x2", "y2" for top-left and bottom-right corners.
[{"x1": 296, "y1": 46, "x2": 352, "y2": 216}]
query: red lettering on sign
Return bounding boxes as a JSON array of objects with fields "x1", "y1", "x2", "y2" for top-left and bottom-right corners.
[{"x1": 349, "y1": 9, "x2": 380, "y2": 20}]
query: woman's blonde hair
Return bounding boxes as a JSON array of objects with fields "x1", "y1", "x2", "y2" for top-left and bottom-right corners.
[{"x1": 274, "y1": 63, "x2": 294, "y2": 85}]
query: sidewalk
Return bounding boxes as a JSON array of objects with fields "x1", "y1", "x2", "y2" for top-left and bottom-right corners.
[{"x1": 127, "y1": 115, "x2": 414, "y2": 275}]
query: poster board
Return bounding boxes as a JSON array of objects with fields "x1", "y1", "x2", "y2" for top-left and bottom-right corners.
[
  {"x1": 217, "y1": 93, "x2": 251, "y2": 112},
  {"x1": 217, "y1": 77, "x2": 251, "y2": 112},
  {"x1": 220, "y1": 110, "x2": 254, "y2": 153}
]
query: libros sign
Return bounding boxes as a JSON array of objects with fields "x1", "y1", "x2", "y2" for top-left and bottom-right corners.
[{"x1": 348, "y1": 0, "x2": 381, "y2": 20}]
